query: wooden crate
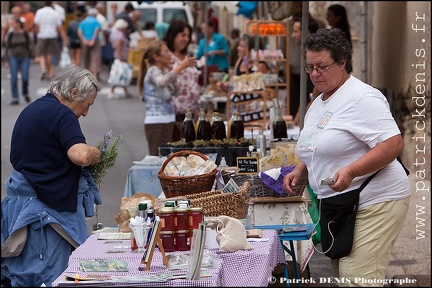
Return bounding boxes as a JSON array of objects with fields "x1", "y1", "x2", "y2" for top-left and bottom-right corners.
[{"x1": 127, "y1": 48, "x2": 145, "y2": 79}]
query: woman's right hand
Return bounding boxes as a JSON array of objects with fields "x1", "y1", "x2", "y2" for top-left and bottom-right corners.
[{"x1": 283, "y1": 164, "x2": 307, "y2": 196}]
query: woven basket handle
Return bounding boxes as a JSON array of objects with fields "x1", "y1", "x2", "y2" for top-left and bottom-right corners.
[{"x1": 159, "y1": 150, "x2": 209, "y2": 174}]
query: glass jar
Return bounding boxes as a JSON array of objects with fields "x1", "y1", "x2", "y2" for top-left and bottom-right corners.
[
  {"x1": 229, "y1": 111, "x2": 244, "y2": 140},
  {"x1": 175, "y1": 230, "x2": 191, "y2": 251},
  {"x1": 159, "y1": 231, "x2": 176, "y2": 252},
  {"x1": 211, "y1": 112, "x2": 226, "y2": 140},
  {"x1": 181, "y1": 108, "x2": 196, "y2": 143},
  {"x1": 188, "y1": 207, "x2": 204, "y2": 230},
  {"x1": 158, "y1": 207, "x2": 175, "y2": 231},
  {"x1": 272, "y1": 98, "x2": 287, "y2": 140},
  {"x1": 174, "y1": 208, "x2": 189, "y2": 231},
  {"x1": 196, "y1": 108, "x2": 211, "y2": 141}
]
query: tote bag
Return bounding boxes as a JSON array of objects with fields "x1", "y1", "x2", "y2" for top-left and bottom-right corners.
[
  {"x1": 107, "y1": 59, "x2": 133, "y2": 87},
  {"x1": 59, "y1": 46, "x2": 71, "y2": 69}
]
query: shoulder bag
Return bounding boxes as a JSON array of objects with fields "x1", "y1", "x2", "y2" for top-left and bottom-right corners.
[{"x1": 319, "y1": 170, "x2": 379, "y2": 259}]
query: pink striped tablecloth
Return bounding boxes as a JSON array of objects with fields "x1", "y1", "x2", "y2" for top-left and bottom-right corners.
[{"x1": 52, "y1": 229, "x2": 284, "y2": 287}]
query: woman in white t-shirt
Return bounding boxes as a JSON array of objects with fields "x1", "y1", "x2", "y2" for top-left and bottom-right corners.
[{"x1": 283, "y1": 28, "x2": 410, "y2": 286}]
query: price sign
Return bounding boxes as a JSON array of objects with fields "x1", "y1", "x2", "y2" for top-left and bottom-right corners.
[{"x1": 237, "y1": 157, "x2": 259, "y2": 174}]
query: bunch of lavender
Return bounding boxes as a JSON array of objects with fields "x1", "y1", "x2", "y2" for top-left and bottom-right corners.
[{"x1": 87, "y1": 131, "x2": 123, "y2": 186}]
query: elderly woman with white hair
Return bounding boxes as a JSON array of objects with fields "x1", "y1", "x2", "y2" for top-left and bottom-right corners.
[
  {"x1": 77, "y1": 8, "x2": 102, "y2": 78},
  {"x1": 108, "y1": 19, "x2": 131, "y2": 98},
  {"x1": 1, "y1": 65, "x2": 103, "y2": 287}
]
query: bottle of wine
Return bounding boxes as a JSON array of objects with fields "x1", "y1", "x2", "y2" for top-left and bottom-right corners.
[
  {"x1": 181, "y1": 108, "x2": 196, "y2": 143},
  {"x1": 272, "y1": 98, "x2": 287, "y2": 140}
]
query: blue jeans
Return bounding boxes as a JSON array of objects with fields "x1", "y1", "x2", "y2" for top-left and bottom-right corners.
[{"x1": 9, "y1": 55, "x2": 30, "y2": 101}]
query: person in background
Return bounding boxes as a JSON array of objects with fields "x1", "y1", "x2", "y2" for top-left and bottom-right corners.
[
  {"x1": 228, "y1": 28, "x2": 240, "y2": 68},
  {"x1": 1, "y1": 65, "x2": 102, "y2": 287},
  {"x1": 115, "y1": 3, "x2": 135, "y2": 38},
  {"x1": 290, "y1": 16, "x2": 320, "y2": 126},
  {"x1": 67, "y1": 10, "x2": 83, "y2": 66},
  {"x1": 327, "y1": 4, "x2": 352, "y2": 49},
  {"x1": 108, "y1": 19, "x2": 130, "y2": 98},
  {"x1": 216, "y1": 34, "x2": 264, "y2": 92},
  {"x1": 34, "y1": 1, "x2": 67, "y2": 81},
  {"x1": 77, "y1": 8, "x2": 102, "y2": 78},
  {"x1": 107, "y1": 2, "x2": 118, "y2": 29},
  {"x1": 130, "y1": 10, "x2": 143, "y2": 36},
  {"x1": 137, "y1": 40, "x2": 197, "y2": 156},
  {"x1": 163, "y1": 19, "x2": 201, "y2": 141},
  {"x1": 3, "y1": 18, "x2": 33, "y2": 105},
  {"x1": 196, "y1": 21, "x2": 229, "y2": 73},
  {"x1": 283, "y1": 28, "x2": 410, "y2": 285},
  {"x1": 142, "y1": 21, "x2": 158, "y2": 40},
  {"x1": 20, "y1": 4, "x2": 35, "y2": 44},
  {"x1": 95, "y1": 3, "x2": 109, "y2": 80}
]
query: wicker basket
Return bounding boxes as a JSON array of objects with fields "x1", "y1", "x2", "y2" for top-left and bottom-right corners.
[
  {"x1": 222, "y1": 170, "x2": 308, "y2": 198},
  {"x1": 167, "y1": 182, "x2": 251, "y2": 219},
  {"x1": 158, "y1": 150, "x2": 217, "y2": 198}
]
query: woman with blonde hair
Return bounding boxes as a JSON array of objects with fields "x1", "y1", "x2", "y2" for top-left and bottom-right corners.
[
  {"x1": 108, "y1": 19, "x2": 130, "y2": 98},
  {"x1": 137, "y1": 40, "x2": 196, "y2": 155}
]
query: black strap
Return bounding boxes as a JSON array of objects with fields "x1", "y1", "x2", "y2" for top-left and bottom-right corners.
[{"x1": 357, "y1": 169, "x2": 381, "y2": 193}]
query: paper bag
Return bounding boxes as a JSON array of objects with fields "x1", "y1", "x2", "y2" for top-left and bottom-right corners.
[{"x1": 114, "y1": 192, "x2": 155, "y2": 232}]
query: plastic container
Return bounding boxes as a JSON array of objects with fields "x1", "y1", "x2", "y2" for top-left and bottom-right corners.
[
  {"x1": 175, "y1": 230, "x2": 191, "y2": 251},
  {"x1": 159, "y1": 231, "x2": 176, "y2": 252},
  {"x1": 188, "y1": 207, "x2": 204, "y2": 230}
]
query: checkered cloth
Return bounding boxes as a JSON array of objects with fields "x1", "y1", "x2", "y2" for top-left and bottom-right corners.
[{"x1": 52, "y1": 230, "x2": 284, "y2": 287}]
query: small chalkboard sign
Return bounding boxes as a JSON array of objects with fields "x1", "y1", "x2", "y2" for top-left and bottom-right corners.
[{"x1": 237, "y1": 157, "x2": 259, "y2": 174}]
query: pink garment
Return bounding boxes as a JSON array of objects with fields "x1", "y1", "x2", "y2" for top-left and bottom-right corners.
[
  {"x1": 170, "y1": 54, "x2": 201, "y2": 114},
  {"x1": 109, "y1": 28, "x2": 129, "y2": 61}
]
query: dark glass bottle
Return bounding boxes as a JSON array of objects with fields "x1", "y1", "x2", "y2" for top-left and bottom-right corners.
[
  {"x1": 229, "y1": 112, "x2": 244, "y2": 140},
  {"x1": 272, "y1": 98, "x2": 288, "y2": 140},
  {"x1": 181, "y1": 109, "x2": 196, "y2": 143},
  {"x1": 211, "y1": 112, "x2": 226, "y2": 140},
  {"x1": 196, "y1": 108, "x2": 211, "y2": 141}
]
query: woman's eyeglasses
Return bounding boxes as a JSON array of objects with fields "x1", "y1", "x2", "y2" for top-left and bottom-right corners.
[{"x1": 304, "y1": 61, "x2": 336, "y2": 74}]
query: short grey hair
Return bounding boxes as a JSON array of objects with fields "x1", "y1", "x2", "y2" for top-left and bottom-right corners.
[
  {"x1": 48, "y1": 65, "x2": 102, "y2": 101},
  {"x1": 87, "y1": 8, "x2": 98, "y2": 16}
]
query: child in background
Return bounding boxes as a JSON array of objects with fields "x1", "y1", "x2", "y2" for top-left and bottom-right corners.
[{"x1": 137, "y1": 40, "x2": 196, "y2": 156}]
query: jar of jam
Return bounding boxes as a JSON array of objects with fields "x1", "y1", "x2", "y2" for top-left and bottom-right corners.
[
  {"x1": 188, "y1": 207, "x2": 204, "y2": 230},
  {"x1": 174, "y1": 208, "x2": 189, "y2": 231},
  {"x1": 175, "y1": 230, "x2": 191, "y2": 251},
  {"x1": 159, "y1": 231, "x2": 175, "y2": 252},
  {"x1": 158, "y1": 207, "x2": 175, "y2": 231}
]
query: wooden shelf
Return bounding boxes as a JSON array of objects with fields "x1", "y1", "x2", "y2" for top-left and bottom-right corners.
[{"x1": 246, "y1": 20, "x2": 291, "y2": 116}]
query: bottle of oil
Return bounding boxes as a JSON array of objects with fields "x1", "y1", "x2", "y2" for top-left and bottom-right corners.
[
  {"x1": 196, "y1": 108, "x2": 211, "y2": 141},
  {"x1": 181, "y1": 108, "x2": 196, "y2": 143},
  {"x1": 211, "y1": 112, "x2": 226, "y2": 140},
  {"x1": 229, "y1": 111, "x2": 244, "y2": 140},
  {"x1": 272, "y1": 98, "x2": 288, "y2": 140}
]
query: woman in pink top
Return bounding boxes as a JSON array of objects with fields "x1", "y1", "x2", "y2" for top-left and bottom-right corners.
[{"x1": 163, "y1": 19, "x2": 200, "y2": 140}]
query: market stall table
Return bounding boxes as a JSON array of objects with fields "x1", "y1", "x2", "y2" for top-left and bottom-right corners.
[
  {"x1": 52, "y1": 230, "x2": 285, "y2": 287},
  {"x1": 124, "y1": 157, "x2": 166, "y2": 198}
]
